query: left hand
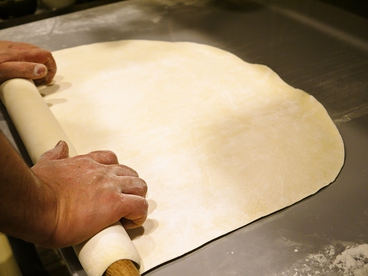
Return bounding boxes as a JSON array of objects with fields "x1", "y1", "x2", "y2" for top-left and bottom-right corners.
[{"x1": 0, "y1": 40, "x2": 57, "y2": 85}]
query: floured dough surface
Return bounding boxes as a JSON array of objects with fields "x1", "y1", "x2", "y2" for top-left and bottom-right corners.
[{"x1": 41, "y1": 40, "x2": 344, "y2": 272}]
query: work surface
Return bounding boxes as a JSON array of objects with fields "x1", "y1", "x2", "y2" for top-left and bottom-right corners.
[{"x1": 0, "y1": 0, "x2": 367, "y2": 275}]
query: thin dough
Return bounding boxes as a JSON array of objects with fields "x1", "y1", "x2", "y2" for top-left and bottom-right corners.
[{"x1": 41, "y1": 40, "x2": 344, "y2": 272}]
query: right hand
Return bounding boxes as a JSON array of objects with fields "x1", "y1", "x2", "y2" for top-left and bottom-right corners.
[{"x1": 30, "y1": 141, "x2": 148, "y2": 248}]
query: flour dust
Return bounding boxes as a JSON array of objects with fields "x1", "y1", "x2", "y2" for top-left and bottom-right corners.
[{"x1": 278, "y1": 243, "x2": 368, "y2": 276}]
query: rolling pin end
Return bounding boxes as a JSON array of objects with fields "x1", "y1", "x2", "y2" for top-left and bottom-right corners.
[{"x1": 103, "y1": 259, "x2": 140, "y2": 276}]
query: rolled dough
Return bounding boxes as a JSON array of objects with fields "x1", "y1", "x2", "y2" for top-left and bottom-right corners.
[{"x1": 40, "y1": 40, "x2": 344, "y2": 273}]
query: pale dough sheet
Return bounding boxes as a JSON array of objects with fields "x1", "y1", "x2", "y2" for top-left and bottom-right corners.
[{"x1": 40, "y1": 40, "x2": 344, "y2": 272}]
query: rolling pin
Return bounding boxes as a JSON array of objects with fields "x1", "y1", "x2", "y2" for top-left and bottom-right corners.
[{"x1": 0, "y1": 79, "x2": 141, "y2": 276}]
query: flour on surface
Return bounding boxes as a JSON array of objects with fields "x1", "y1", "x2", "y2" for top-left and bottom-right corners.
[{"x1": 279, "y1": 243, "x2": 368, "y2": 276}]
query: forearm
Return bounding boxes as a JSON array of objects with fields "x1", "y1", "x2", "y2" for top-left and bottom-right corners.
[{"x1": 0, "y1": 131, "x2": 54, "y2": 243}]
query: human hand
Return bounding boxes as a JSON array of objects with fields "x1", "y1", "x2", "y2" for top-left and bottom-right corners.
[
  {"x1": 0, "y1": 40, "x2": 56, "y2": 85},
  {"x1": 30, "y1": 141, "x2": 148, "y2": 248}
]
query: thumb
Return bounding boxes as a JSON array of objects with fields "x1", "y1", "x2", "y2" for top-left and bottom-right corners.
[
  {"x1": 0, "y1": 62, "x2": 47, "y2": 84},
  {"x1": 38, "y1": 140, "x2": 70, "y2": 161}
]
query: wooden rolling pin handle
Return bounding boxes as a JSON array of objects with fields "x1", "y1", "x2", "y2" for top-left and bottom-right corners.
[{"x1": 103, "y1": 259, "x2": 140, "y2": 276}]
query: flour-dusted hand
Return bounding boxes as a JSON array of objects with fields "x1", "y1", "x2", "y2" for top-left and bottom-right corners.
[
  {"x1": 0, "y1": 131, "x2": 148, "y2": 249},
  {"x1": 0, "y1": 40, "x2": 57, "y2": 85},
  {"x1": 30, "y1": 141, "x2": 148, "y2": 248}
]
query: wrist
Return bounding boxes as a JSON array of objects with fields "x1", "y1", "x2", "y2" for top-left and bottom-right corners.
[
  {"x1": 0, "y1": 132, "x2": 58, "y2": 246},
  {"x1": 22, "y1": 173, "x2": 59, "y2": 246}
]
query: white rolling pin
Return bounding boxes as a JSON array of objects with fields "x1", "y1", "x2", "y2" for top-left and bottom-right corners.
[{"x1": 0, "y1": 79, "x2": 141, "y2": 276}]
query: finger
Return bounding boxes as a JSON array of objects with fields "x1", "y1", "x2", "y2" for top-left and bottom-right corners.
[
  {"x1": 82, "y1": 151, "x2": 139, "y2": 176},
  {"x1": 33, "y1": 54, "x2": 57, "y2": 85},
  {"x1": 87, "y1": 151, "x2": 139, "y2": 176},
  {"x1": 20, "y1": 48, "x2": 57, "y2": 84},
  {"x1": 121, "y1": 217, "x2": 147, "y2": 229},
  {"x1": 4, "y1": 41, "x2": 40, "y2": 51},
  {"x1": 117, "y1": 176, "x2": 148, "y2": 197},
  {"x1": 86, "y1": 150, "x2": 119, "y2": 165},
  {"x1": 0, "y1": 62, "x2": 47, "y2": 83},
  {"x1": 113, "y1": 164, "x2": 139, "y2": 177},
  {"x1": 118, "y1": 196, "x2": 148, "y2": 229},
  {"x1": 38, "y1": 140, "x2": 70, "y2": 162}
]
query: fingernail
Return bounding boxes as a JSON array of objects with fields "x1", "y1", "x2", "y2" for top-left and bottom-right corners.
[
  {"x1": 55, "y1": 140, "x2": 63, "y2": 147},
  {"x1": 34, "y1": 64, "x2": 47, "y2": 76}
]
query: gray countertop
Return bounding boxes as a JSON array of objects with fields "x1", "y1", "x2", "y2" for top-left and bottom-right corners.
[{"x1": 0, "y1": 0, "x2": 367, "y2": 275}]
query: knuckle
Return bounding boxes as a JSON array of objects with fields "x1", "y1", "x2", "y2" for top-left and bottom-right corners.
[
  {"x1": 101, "y1": 150, "x2": 119, "y2": 163},
  {"x1": 141, "y1": 198, "x2": 149, "y2": 211},
  {"x1": 134, "y1": 198, "x2": 149, "y2": 219},
  {"x1": 132, "y1": 177, "x2": 148, "y2": 196},
  {"x1": 140, "y1": 179, "x2": 148, "y2": 195},
  {"x1": 122, "y1": 165, "x2": 138, "y2": 177}
]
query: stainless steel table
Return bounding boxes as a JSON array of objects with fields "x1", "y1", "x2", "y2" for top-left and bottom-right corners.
[{"x1": 1, "y1": 1, "x2": 367, "y2": 275}]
